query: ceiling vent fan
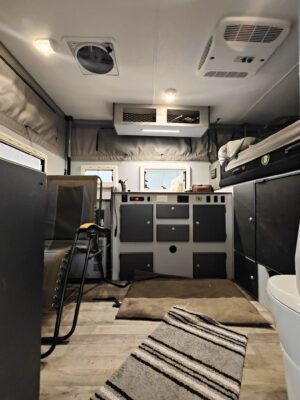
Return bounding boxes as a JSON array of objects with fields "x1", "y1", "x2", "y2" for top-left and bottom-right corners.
[
  {"x1": 198, "y1": 17, "x2": 291, "y2": 78},
  {"x1": 64, "y1": 37, "x2": 119, "y2": 75}
]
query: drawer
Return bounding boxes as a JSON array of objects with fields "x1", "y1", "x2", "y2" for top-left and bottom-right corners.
[
  {"x1": 119, "y1": 253, "x2": 153, "y2": 281},
  {"x1": 157, "y1": 225, "x2": 189, "y2": 242},
  {"x1": 234, "y1": 252, "x2": 258, "y2": 299},
  {"x1": 193, "y1": 253, "x2": 226, "y2": 279},
  {"x1": 156, "y1": 205, "x2": 189, "y2": 219}
]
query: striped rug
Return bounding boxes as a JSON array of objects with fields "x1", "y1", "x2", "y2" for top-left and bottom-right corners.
[{"x1": 92, "y1": 307, "x2": 248, "y2": 400}]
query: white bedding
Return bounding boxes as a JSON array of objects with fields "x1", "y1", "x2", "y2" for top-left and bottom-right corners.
[{"x1": 225, "y1": 120, "x2": 300, "y2": 172}]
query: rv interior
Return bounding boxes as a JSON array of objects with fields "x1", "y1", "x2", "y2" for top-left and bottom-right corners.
[{"x1": 0, "y1": 0, "x2": 300, "y2": 399}]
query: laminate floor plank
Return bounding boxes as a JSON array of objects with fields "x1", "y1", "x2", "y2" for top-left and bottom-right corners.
[{"x1": 40, "y1": 283, "x2": 287, "y2": 399}]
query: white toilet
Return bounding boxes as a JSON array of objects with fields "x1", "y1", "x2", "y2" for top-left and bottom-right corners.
[{"x1": 267, "y1": 224, "x2": 300, "y2": 400}]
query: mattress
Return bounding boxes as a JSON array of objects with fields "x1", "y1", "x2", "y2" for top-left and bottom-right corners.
[
  {"x1": 220, "y1": 121, "x2": 300, "y2": 187},
  {"x1": 225, "y1": 120, "x2": 300, "y2": 172}
]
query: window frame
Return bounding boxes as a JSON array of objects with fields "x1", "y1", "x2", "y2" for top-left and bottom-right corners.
[
  {"x1": 0, "y1": 129, "x2": 47, "y2": 172},
  {"x1": 81, "y1": 165, "x2": 118, "y2": 188},
  {"x1": 140, "y1": 164, "x2": 191, "y2": 192}
]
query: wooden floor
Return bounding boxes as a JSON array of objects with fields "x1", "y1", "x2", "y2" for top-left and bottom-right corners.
[{"x1": 40, "y1": 283, "x2": 288, "y2": 400}]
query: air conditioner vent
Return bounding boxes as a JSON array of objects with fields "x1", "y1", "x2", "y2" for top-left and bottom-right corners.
[
  {"x1": 198, "y1": 36, "x2": 213, "y2": 70},
  {"x1": 204, "y1": 71, "x2": 248, "y2": 78},
  {"x1": 224, "y1": 24, "x2": 283, "y2": 43},
  {"x1": 197, "y1": 17, "x2": 290, "y2": 77},
  {"x1": 122, "y1": 107, "x2": 156, "y2": 123}
]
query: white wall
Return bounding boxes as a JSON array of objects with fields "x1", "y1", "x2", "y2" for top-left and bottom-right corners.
[
  {"x1": 72, "y1": 160, "x2": 210, "y2": 199},
  {"x1": 0, "y1": 125, "x2": 65, "y2": 174}
]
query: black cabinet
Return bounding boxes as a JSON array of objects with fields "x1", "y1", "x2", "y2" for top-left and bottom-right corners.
[
  {"x1": 0, "y1": 160, "x2": 45, "y2": 400},
  {"x1": 156, "y1": 204, "x2": 189, "y2": 219},
  {"x1": 157, "y1": 225, "x2": 189, "y2": 242},
  {"x1": 193, "y1": 253, "x2": 227, "y2": 279},
  {"x1": 233, "y1": 173, "x2": 300, "y2": 299},
  {"x1": 256, "y1": 174, "x2": 300, "y2": 274},
  {"x1": 120, "y1": 204, "x2": 153, "y2": 242},
  {"x1": 193, "y1": 205, "x2": 226, "y2": 242},
  {"x1": 234, "y1": 252, "x2": 258, "y2": 298},
  {"x1": 120, "y1": 253, "x2": 153, "y2": 280},
  {"x1": 234, "y1": 181, "x2": 255, "y2": 259}
]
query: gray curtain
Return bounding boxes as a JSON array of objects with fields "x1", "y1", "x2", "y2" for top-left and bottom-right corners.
[
  {"x1": 72, "y1": 121, "x2": 221, "y2": 162},
  {"x1": 0, "y1": 44, "x2": 65, "y2": 157}
]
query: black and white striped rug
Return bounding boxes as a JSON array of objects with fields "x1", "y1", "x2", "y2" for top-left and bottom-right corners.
[{"x1": 92, "y1": 307, "x2": 248, "y2": 400}]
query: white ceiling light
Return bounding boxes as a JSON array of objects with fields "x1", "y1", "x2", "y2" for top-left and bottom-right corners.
[
  {"x1": 141, "y1": 128, "x2": 180, "y2": 134},
  {"x1": 164, "y1": 88, "x2": 177, "y2": 102},
  {"x1": 34, "y1": 39, "x2": 55, "y2": 55}
]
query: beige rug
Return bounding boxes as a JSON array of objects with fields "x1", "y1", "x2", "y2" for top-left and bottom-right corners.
[
  {"x1": 116, "y1": 279, "x2": 269, "y2": 326},
  {"x1": 94, "y1": 306, "x2": 248, "y2": 400}
]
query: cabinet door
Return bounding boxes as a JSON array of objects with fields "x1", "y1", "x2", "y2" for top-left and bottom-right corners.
[
  {"x1": 256, "y1": 174, "x2": 300, "y2": 274},
  {"x1": 157, "y1": 225, "x2": 189, "y2": 242},
  {"x1": 234, "y1": 251, "x2": 258, "y2": 299},
  {"x1": 193, "y1": 205, "x2": 226, "y2": 242},
  {"x1": 193, "y1": 253, "x2": 226, "y2": 278},
  {"x1": 120, "y1": 204, "x2": 153, "y2": 242},
  {"x1": 234, "y1": 181, "x2": 255, "y2": 259},
  {"x1": 156, "y1": 205, "x2": 189, "y2": 219},
  {"x1": 120, "y1": 253, "x2": 153, "y2": 280}
]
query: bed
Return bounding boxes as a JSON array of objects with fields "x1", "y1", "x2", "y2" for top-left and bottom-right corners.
[{"x1": 219, "y1": 120, "x2": 300, "y2": 187}]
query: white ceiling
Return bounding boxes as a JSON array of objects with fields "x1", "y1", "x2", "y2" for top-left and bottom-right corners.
[{"x1": 0, "y1": 0, "x2": 298, "y2": 123}]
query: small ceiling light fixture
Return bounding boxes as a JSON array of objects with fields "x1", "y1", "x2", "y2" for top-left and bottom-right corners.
[
  {"x1": 164, "y1": 88, "x2": 177, "y2": 102},
  {"x1": 34, "y1": 39, "x2": 55, "y2": 55}
]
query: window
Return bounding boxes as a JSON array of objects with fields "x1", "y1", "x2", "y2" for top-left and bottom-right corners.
[
  {"x1": 140, "y1": 165, "x2": 190, "y2": 192},
  {"x1": 0, "y1": 130, "x2": 46, "y2": 171},
  {"x1": 81, "y1": 165, "x2": 118, "y2": 188}
]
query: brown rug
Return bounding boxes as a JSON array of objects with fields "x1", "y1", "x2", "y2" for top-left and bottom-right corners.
[{"x1": 116, "y1": 279, "x2": 269, "y2": 326}]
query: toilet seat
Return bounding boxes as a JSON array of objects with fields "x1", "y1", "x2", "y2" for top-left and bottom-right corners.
[{"x1": 267, "y1": 275, "x2": 300, "y2": 314}]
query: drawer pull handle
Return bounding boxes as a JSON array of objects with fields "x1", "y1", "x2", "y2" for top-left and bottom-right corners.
[
  {"x1": 196, "y1": 264, "x2": 200, "y2": 268},
  {"x1": 171, "y1": 226, "x2": 175, "y2": 231},
  {"x1": 146, "y1": 264, "x2": 151, "y2": 268},
  {"x1": 146, "y1": 221, "x2": 151, "y2": 225},
  {"x1": 250, "y1": 275, "x2": 254, "y2": 280},
  {"x1": 249, "y1": 217, "x2": 253, "y2": 222},
  {"x1": 171, "y1": 206, "x2": 175, "y2": 210},
  {"x1": 195, "y1": 221, "x2": 200, "y2": 225}
]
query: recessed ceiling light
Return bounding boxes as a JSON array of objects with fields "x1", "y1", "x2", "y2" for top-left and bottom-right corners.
[
  {"x1": 141, "y1": 128, "x2": 180, "y2": 134},
  {"x1": 34, "y1": 39, "x2": 55, "y2": 55},
  {"x1": 164, "y1": 88, "x2": 177, "y2": 102}
]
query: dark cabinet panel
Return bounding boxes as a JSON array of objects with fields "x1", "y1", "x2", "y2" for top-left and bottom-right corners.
[
  {"x1": 234, "y1": 252, "x2": 258, "y2": 299},
  {"x1": 120, "y1": 253, "x2": 153, "y2": 280},
  {"x1": 157, "y1": 225, "x2": 189, "y2": 242},
  {"x1": 156, "y1": 205, "x2": 189, "y2": 219},
  {"x1": 193, "y1": 205, "x2": 226, "y2": 242},
  {"x1": 0, "y1": 159, "x2": 45, "y2": 400},
  {"x1": 234, "y1": 181, "x2": 255, "y2": 259},
  {"x1": 193, "y1": 253, "x2": 226, "y2": 279},
  {"x1": 120, "y1": 204, "x2": 153, "y2": 242},
  {"x1": 256, "y1": 174, "x2": 300, "y2": 274}
]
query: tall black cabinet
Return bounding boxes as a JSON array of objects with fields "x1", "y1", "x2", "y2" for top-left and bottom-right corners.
[
  {"x1": 234, "y1": 172, "x2": 300, "y2": 299},
  {"x1": 0, "y1": 159, "x2": 45, "y2": 400}
]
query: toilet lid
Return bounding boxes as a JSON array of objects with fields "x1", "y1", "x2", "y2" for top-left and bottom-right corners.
[{"x1": 267, "y1": 275, "x2": 300, "y2": 314}]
